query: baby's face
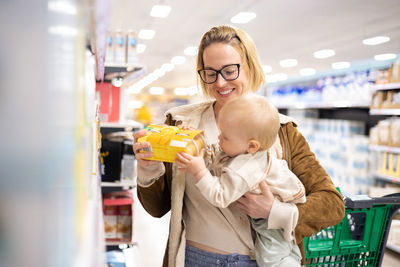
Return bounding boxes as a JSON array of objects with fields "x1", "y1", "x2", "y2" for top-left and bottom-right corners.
[{"x1": 217, "y1": 115, "x2": 249, "y2": 157}]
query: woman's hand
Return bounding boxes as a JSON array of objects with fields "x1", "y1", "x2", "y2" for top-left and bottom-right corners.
[
  {"x1": 234, "y1": 181, "x2": 275, "y2": 219},
  {"x1": 133, "y1": 129, "x2": 158, "y2": 167}
]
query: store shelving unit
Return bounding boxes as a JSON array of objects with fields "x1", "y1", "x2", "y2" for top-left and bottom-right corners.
[{"x1": 273, "y1": 80, "x2": 400, "y2": 254}]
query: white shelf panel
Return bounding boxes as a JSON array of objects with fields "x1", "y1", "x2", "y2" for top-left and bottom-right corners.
[
  {"x1": 369, "y1": 109, "x2": 400, "y2": 115},
  {"x1": 374, "y1": 173, "x2": 400, "y2": 184},
  {"x1": 275, "y1": 101, "x2": 370, "y2": 109},
  {"x1": 369, "y1": 145, "x2": 400, "y2": 154},
  {"x1": 372, "y1": 82, "x2": 400, "y2": 91},
  {"x1": 387, "y1": 243, "x2": 400, "y2": 254},
  {"x1": 101, "y1": 181, "x2": 136, "y2": 187}
]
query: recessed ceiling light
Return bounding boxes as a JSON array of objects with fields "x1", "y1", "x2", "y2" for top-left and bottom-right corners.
[
  {"x1": 362, "y1": 36, "x2": 390, "y2": 46},
  {"x1": 137, "y1": 44, "x2": 146, "y2": 53},
  {"x1": 313, "y1": 49, "x2": 335, "y2": 59},
  {"x1": 138, "y1": 29, "x2": 155, "y2": 39},
  {"x1": 230, "y1": 12, "x2": 256, "y2": 24},
  {"x1": 171, "y1": 56, "x2": 186, "y2": 65},
  {"x1": 149, "y1": 86, "x2": 165, "y2": 95},
  {"x1": 48, "y1": 1, "x2": 77, "y2": 15},
  {"x1": 184, "y1": 46, "x2": 198, "y2": 56},
  {"x1": 299, "y1": 68, "x2": 316, "y2": 76},
  {"x1": 374, "y1": 53, "x2": 397, "y2": 61},
  {"x1": 48, "y1": 25, "x2": 77, "y2": 36},
  {"x1": 161, "y1": 63, "x2": 175, "y2": 72},
  {"x1": 279, "y1": 59, "x2": 298, "y2": 68},
  {"x1": 331, "y1": 61, "x2": 351, "y2": 69},
  {"x1": 150, "y1": 5, "x2": 171, "y2": 18},
  {"x1": 262, "y1": 65, "x2": 272, "y2": 73},
  {"x1": 153, "y1": 68, "x2": 166, "y2": 78},
  {"x1": 174, "y1": 87, "x2": 188, "y2": 96}
]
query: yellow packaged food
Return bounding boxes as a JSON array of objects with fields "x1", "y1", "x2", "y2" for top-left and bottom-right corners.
[{"x1": 138, "y1": 124, "x2": 205, "y2": 163}]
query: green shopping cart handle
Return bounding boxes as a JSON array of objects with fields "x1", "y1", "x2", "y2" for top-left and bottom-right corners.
[{"x1": 344, "y1": 193, "x2": 400, "y2": 209}]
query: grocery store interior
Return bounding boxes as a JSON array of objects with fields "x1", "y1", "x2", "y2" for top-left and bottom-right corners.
[{"x1": 1, "y1": 0, "x2": 400, "y2": 266}]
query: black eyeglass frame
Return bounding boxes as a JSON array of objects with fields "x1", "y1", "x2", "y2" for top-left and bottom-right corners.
[{"x1": 197, "y1": 64, "x2": 241, "y2": 84}]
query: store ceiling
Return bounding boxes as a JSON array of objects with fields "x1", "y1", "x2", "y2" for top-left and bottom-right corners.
[{"x1": 107, "y1": 0, "x2": 400, "y2": 91}]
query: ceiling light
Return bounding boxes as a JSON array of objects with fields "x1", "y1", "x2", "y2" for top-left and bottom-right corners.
[
  {"x1": 153, "y1": 68, "x2": 166, "y2": 77},
  {"x1": 161, "y1": 63, "x2": 175, "y2": 72},
  {"x1": 150, "y1": 5, "x2": 171, "y2": 18},
  {"x1": 138, "y1": 29, "x2": 155, "y2": 40},
  {"x1": 299, "y1": 68, "x2": 316, "y2": 76},
  {"x1": 149, "y1": 87, "x2": 165, "y2": 95},
  {"x1": 362, "y1": 36, "x2": 390, "y2": 46},
  {"x1": 262, "y1": 65, "x2": 272, "y2": 73},
  {"x1": 48, "y1": 25, "x2": 77, "y2": 36},
  {"x1": 184, "y1": 46, "x2": 198, "y2": 56},
  {"x1": 313, "y1": 49, "x2": 335, "y2": 59},
  {"x1": 174, "y1": 87, "x2": 188, "y2": 96},
  {"x1": 279, "y1": 59, "x2": 298, "y2": 68},
  {"x1": 230, "y1": 12, "x2": 256, "y2": 24},
  {"x1": 171, "y1": 56, "x2": 186, "y2": 65},
  {"x1": 48, "y1": 1, "x2": 77, "y2": 15},
  {"x1": 137, "y1": 44, "x2": 146, "y2": 53},
  {"x1": 374, "y1": 53, "x2": 397, "y2": 61},
  {"x1": 331, "y1": 61, "x2": 351, "y2": 69}
]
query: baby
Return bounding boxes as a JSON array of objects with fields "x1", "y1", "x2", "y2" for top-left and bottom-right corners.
[{"x1": 176, "y1": 94, "x2": 306, "y2": 267}]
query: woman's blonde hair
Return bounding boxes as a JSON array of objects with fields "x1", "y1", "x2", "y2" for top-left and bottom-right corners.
[
  {"x1": 196, "y1": 25, "x2": 265, "y2": 97},
  {"x1": 219, "y1": 94, "x2": 280, "y2": 150}
]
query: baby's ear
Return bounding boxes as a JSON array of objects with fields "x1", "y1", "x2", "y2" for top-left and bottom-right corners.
[{"x1": 247, "y1": 139, "x2": 260, "y2": 154}]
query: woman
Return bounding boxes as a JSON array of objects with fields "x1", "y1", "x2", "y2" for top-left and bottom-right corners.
[{"x1": 133, "y1": 25, "x2": 345, "y2": 267}]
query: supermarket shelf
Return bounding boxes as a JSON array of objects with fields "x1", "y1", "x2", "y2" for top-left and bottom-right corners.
[
  {"x1": 101, "y1": 181, "x2": 137, "y2": 187},
  {"x1": 275, "y1": 101, "x2": 370, "y2": 109},
  {"x1": 101, "y1": 121, "x2": 143, "y2": 129},
  {"x1": 374, "y1": 173, "x2": 400, "y2": 184},
  {"x1": 106, "y1": 241, "x2": 138, "y2": 246},
  {"x1": 369, "y1": 109, "x2": 400, "y2": 115},
  {"x1": 369, "y1": 145, "x2": 400, "y2": 154},
  {"x1": 387, "y1": 243, "x2": 400, "y2": 254},
  {"x1": 372, "y1": 82, "x2": 400, "y2": 91}
]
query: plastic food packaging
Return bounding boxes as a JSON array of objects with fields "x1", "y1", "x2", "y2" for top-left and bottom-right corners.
[{"x1": 138, "y1": 124, "x2": 205, "y2": 162}]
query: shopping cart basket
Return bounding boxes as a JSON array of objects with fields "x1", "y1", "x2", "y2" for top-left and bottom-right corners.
[{"x1": 304, "y1": 193, "x2": 400, "y2": 266}]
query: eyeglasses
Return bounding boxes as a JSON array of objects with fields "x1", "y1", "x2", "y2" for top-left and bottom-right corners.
[{"x1": 198, "y1": 64, "x2": 241, "y2": 84}]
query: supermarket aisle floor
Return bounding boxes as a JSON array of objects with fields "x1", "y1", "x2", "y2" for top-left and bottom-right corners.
[{"x1": 132, "y1": 190, "x2": 400, "y2": 267}]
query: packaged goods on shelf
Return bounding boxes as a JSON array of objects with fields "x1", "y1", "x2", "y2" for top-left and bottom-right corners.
[
  {"x1": 370, "y1": 117, "x2": 400, "y2": 147},
  {"x1": 115, "y1": 31, "x2": 126, "y2": 64},
  {"x1": 376, "y1": 69, "x2": 391, "y2": 84},
  {"x1": 269, "y1": 70, "x2": 374, "y2": 108},
  {"x1": 127, "y1": 31, "x2": 138, "y2": 65},
  {"x1": 288, "y1": 110, "x2": 371, "y2": 195},
  {"x1": 390, "y1": 59, "x2": 400, "y2": 83},
  {"x1": 103, "y1": 190, "x2": 134, "y2": 243},
  {"x1": 105, "y1": 31, "x2": 115, "y2": 64}
]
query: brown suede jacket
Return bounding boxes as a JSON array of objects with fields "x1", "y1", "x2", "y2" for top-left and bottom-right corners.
[{"x1": 137, "y1": 106, "x2": 345, "y2": 266}]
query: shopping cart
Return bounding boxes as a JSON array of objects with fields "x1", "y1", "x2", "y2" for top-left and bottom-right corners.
[{"x1": 304, "y1": 193, "x2": 400, "y2": 266}]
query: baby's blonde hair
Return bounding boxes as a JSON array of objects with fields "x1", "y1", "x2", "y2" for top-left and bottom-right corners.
[{"x1": 219, "y1": 95, "x2": 280, "y2": 150}]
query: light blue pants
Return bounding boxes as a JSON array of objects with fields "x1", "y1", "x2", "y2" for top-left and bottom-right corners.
[
  {"x1": 185, "y1": 245, "x2": 258, "y2": 267},
  {"x1": 252, "y1": 218, "x2": 302, "y2": 267}
]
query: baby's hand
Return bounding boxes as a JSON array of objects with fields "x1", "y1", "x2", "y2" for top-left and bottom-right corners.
[
  {"x1": 175, "y1": 149, "x2": 207, "y2": 180},
  {"x1": 178, "y1": 125, "x2": 195, "y2": 131}
]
